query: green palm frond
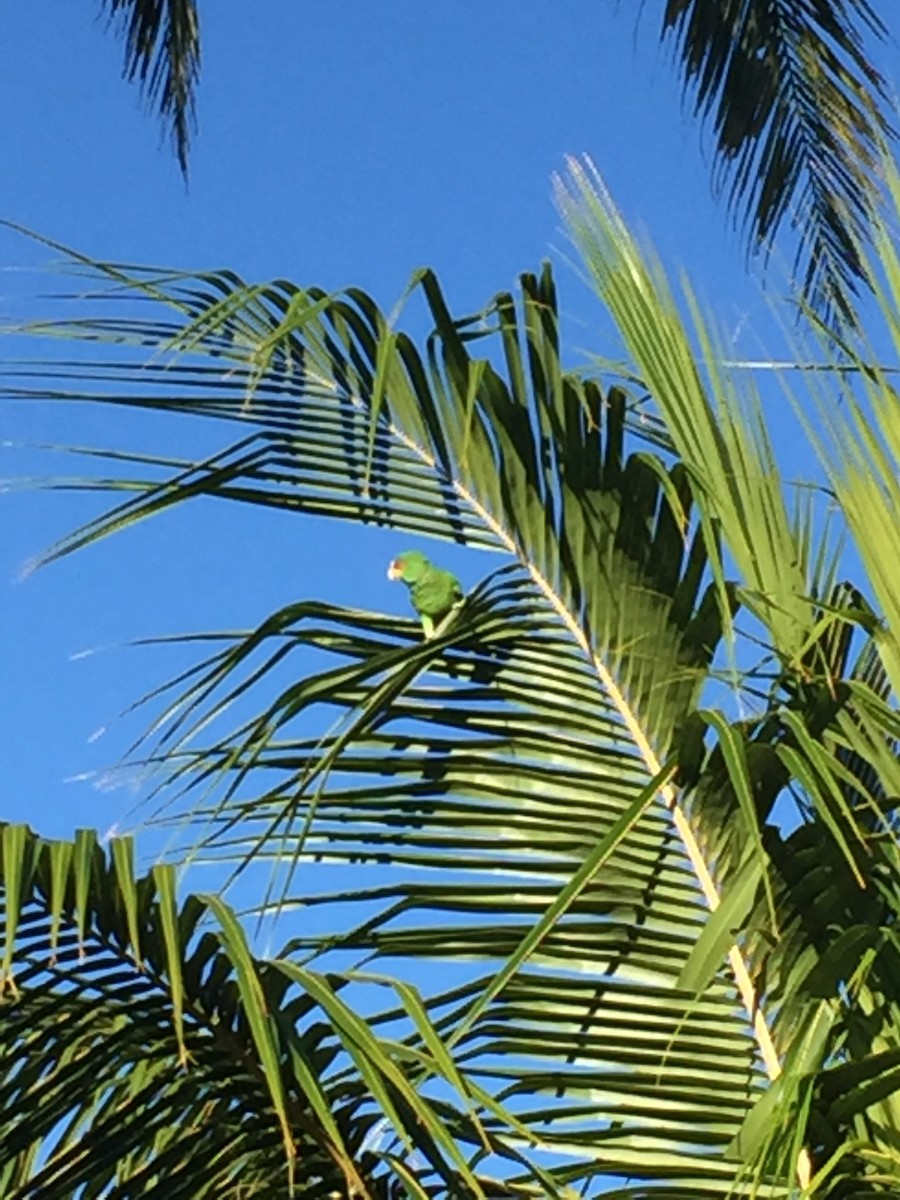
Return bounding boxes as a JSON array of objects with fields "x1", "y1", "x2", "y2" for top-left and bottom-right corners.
[
  {"x1": 100, "y1": 0, "x2": 200, "y2": 177},
  {"x1": 660, "y1": 0, "x2": 892, "y2": 319},
  {"x1": 560, "y1": 160, "x2": 900, "y2": 1186},
  {"x1": 4, "y1": 247, "x2": 718, "y2": 758},
  {"x1": 4, "y1": 248, "x2": 788, "y2": 1191},
  {"x1": 0, "y1": 823, "x2": 554, "y2": 1199}
]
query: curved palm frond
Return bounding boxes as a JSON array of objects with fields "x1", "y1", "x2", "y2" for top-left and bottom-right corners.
[
  {"x1": 559, "y1": 156, "x2": 900, "y2": 1190},
  {"x1": 659, "y1": 0, "x2": 892, "y2": 319},
  {"x1": 0, "y1": 822, "x2": 554, "y2": 1199},
  {"x1": 88, "y1": 2, "x2": 892, "y2": 311},
  {"x1": 99, "y1": 0, "x2": 200, "y2": 177}
]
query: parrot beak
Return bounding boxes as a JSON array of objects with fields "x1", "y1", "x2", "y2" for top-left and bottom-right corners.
[{"x1": 387, "y1": 560, "x2": 402, "y2": 580}]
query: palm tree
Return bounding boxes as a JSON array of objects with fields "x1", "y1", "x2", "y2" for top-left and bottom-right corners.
[
  {"x1": 95, "y1": 1, "x2": 891, "y2": 317},
  {"x1": 1, "y1": 159, "x2": 899, "y2": 1195}
]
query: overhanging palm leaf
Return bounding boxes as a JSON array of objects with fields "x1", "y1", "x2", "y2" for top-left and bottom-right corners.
[
  {"x1": 89, "y1": 3, "x2": 891, "y2": 317},
  {"x1": 100, "y1": 0, "x2": 200, "y2": 177},
  {"x1": 661, "y1": 0, "x2": 892, "y2": 319}
]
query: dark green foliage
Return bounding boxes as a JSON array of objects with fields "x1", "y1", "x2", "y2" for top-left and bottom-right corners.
[{"x1": 662, "y1": 0, "x2": 892, "y2": 319}]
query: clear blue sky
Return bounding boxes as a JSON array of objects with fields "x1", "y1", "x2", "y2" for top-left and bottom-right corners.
[{"x1": 2, "y1": 3, "x2": 898, "y2": 850}]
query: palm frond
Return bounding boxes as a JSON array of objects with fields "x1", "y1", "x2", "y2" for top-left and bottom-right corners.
[
  {"x1": 0, "y1": 823, "x2": 556, "y2": 1199},
  {"x1": 554, "y1": 157, "x2": 900, "y2": 1190},
  {"x1": 660, "y1": 0, "x2": 892, "y2": 319},
  {"x1": 99, "y1": 0, "x2": 200, "y2": 177}
]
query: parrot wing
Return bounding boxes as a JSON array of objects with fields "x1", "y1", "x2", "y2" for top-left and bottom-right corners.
[{"x1": 411, "y1": 566, "x2": 463, "y2": 620}]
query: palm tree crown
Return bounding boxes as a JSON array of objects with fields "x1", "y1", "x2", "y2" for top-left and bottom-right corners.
[{"x1": 1, "y1": 160, "x2": 899, "y2": 1194}]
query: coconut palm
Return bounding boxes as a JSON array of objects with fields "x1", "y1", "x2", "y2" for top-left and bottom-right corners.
[
  {"x1": 2, "y1": 161, "x2": 900, "y2": 1195},
  {"x1": 96, "y1": 1, "x2": 891, "y2": 315}
]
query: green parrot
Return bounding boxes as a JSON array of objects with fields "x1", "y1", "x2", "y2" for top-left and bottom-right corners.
[{"x1": 387, "y1": 550, "x2": 464, "y2": 638}]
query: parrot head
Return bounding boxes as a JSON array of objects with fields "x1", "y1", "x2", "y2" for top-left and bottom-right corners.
[{"x1": 387, "y1": 550, "x2": 429, "y2": 583}]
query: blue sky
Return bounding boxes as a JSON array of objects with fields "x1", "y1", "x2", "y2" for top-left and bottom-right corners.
[{"x1": 2, "y1": 3, "x2": 898, "y2": 851}]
